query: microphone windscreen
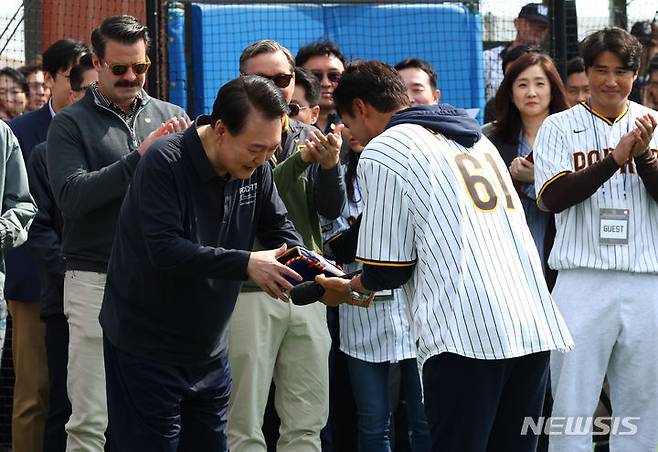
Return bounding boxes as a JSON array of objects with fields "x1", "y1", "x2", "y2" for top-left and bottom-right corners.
[{"x1": 290, "y1": 281, "x2": 326, "y2": 305}]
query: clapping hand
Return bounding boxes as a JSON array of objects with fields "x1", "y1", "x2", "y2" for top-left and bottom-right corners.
[
  {"x1": 302, "y1": 124, "x2": 345, "y2": 170},
  {"x1": 630, "y1": 113, "x2": 657, "y2": 158},
  {"x1": 139, "y1": 117, "x2": 192, "y2": 156}
]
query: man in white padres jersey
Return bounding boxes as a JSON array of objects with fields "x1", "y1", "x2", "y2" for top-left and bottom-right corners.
[
  {"x1": 316, "y1": 60, "x2": 574, "y2": 452},
  {"x1": 534, "y1": 28, "x2": 658, "y2": 452}
]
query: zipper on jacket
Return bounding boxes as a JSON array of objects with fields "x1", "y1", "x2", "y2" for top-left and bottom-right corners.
[{"x1": 93, "y1": 98, "x2": 150, "y2": 150}]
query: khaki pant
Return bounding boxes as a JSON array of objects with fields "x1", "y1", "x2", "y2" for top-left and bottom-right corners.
[
  {"x1": 8, "y1": 300, "x2": 48, "y2": 452},
  {"x1": 228, "y1": 292, "x2": 330, "y2": 452},
  {"x1": 63, "y1": 270, "x2": 107, "y2": 452}
]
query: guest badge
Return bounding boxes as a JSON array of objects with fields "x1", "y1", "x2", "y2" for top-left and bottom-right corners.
[{"x1": 599, "y1": 208, "x2": 629, "y2": 245}]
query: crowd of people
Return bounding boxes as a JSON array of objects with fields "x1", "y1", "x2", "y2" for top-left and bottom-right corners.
[{"x1": 0, "y1": 3, "x2": 656, "y2": 452}]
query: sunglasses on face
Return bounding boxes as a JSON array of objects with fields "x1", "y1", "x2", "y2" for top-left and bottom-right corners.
[
  {"x1": 288, "y1": 103, "x2": 312, "y2": 116},
  {"x1": 249, "y1": 72, "x2": 293, "y2": 88},
  {"x1": 310, "y1": 70, "x2": 341, "y2": 83},
  {"x1": 103, "y1": 58, "x2": 151, "y2": 76}
]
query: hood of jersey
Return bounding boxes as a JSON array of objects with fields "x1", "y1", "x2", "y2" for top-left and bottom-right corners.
[{"x1": 385, "y1": 104, "x2": 481, "y2": 148}]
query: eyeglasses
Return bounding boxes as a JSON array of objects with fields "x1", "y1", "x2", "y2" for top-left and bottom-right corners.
[
  {"x1": 103, "y1": 58, "x2": 151, "y2": 76},
  {"x1": 310, "y1": 70, "x2": 341, "y2": 84},
  {"x1": 288, "y1": 103, "x2": 311, "y2": 116},
  {"x1": 248, "y1": 72, "x2": 294, "y2": 89}
]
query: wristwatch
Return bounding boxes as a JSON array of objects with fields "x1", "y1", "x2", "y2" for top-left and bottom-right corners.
[{"x1": 347, "y1": 277, "x2": 373, "y2": 303}]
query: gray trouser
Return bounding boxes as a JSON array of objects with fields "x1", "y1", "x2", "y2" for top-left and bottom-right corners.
[{"x1": 549, "y1": 269, "x2": 658, "y2": 452}]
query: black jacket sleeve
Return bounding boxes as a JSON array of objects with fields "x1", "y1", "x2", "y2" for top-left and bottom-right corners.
[
  {"x1": 312, "y1": 163, "x2": 346, "y2": 220},
  {"x1": 360, "y1": 263, "x2": 415, "y2": 291},
  {"x1": 326, "y1": 214, "x2": 361, "y2": 264},
  {"x1": 137, "y1": 148, "x2": 251, "y2": 280},
  {"x1": 26, "y1": 142, "x2": 65, "y2": 278}
]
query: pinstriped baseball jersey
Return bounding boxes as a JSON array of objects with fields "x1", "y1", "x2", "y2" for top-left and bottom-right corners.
[
  {"x1": 320, "y1": 165, "x2": 417, "y2": 363},
  {"x1": 534, "y1": 101, "x2": 658, "y2": 273},
  {"x1": 356, "y1": 123, "x2": 574, "y2": 369}
]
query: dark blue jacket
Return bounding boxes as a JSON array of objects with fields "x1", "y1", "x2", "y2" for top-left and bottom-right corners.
[
  {"x1": 100, "y1": 117, "x2": 302, "y2": 365},
  {"x1": 385, "y1": 104, "x2": 481, "y2": 147},
  {"x1": 6, "y1": 103, "x2": 52, "y2": 303},
  {"x1": 26, "y1": 142, "x2": 64, "y2": 318}
]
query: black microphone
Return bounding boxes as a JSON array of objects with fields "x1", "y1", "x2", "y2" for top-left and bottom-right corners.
[
  {"x1": 289, "y1": 270, "x2": 362, "y2": 306},
  {"x1": 290, "y1": 281, "x2": 325, "y2": 305}
]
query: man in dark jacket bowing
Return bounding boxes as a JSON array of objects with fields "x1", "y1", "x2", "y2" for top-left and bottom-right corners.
[{"x1": 100, "y1": 75, "x2": 304, "y2": 452}]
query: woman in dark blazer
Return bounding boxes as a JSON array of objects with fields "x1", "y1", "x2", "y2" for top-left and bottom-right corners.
[{"x1": 483, "y1": 52, "x2": 569, "y2": 290}]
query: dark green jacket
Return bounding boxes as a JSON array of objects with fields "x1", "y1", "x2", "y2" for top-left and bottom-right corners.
[
  {"x1": 272, "y1": 118, "x2": 344, "y2": 251},
  {"x1": 242, "y1": 118, "x2": 345, "y2": 291}
]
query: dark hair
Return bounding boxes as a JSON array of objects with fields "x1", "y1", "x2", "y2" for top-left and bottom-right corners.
[
  {"x1": 18, "y1": 64, "x2": 41, "y2": 80},
  {"x1": 293, "y1": 67, "x2": 320, "y2": 106},
  {"x1": 630, "y1": 21, "x2": 658, "y2": 46},
  {"x1": 394, "y1": 57, "x2": 438, "y2": 90},
  {"x1": 91, "y1": 15, "x2": 150, "y2": 60},
  {"x1": 345, "y1": 148, "x2": 362, "y2": 203},
  {"x1": 0, "y1": 67, "x2": 29, "y2": 94},
  {"x1": 494, "y1": 52, "x2": 568, "y2": 144},
  {"x1": 502, "y1": 43, "x2": 543, "y2": 73},
  {"x1": 333, "y1": 60, "x2": 410, "y2": 116},
  {"x1": 580, "y1": 27, "x2": 642, "y2": 72},
  {"x1": 42, "y1": 39, "x2": 89, "y2": 77},
  {"x1": 566, "y1": 56, "x2": 586, "y2": 78},
  {"x1": 649, "y1": 54, "x2": 658, "y2": 74},
  {"x1": 210, "y1": 75, "x2": 289, "y2": 135},
  {"x1": 296, "y1": 40, "x2": 346, "y2": 67},
  {"x1": 69, "y1": 54, "x2": 95, "y2": 91}
]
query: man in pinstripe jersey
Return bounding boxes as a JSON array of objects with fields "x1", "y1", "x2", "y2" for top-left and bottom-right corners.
[
  {"x1": 534, "y1": 28, "x2": 658, "y2": 452},
  {"x1": 317, "y1": 60, "x2": 574, "y2": 452}
]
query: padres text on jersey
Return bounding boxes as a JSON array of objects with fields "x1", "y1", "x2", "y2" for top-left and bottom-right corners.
[{"x1": 535, "y1": 101, "x2": 658, "y2": 273}]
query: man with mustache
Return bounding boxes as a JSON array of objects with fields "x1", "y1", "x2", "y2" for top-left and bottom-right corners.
[{"x1": 46, "y1": 15, "x2": 189, "y2": 451}]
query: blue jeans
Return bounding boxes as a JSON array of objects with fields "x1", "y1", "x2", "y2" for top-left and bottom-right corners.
[{"x1": 347, "y1": 356, "x2": 430, "y2": 452}]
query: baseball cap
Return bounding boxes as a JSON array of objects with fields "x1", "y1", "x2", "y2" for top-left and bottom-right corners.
[{"x1": 518, "y1": 3, "x2": 549, "y2": 25}]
